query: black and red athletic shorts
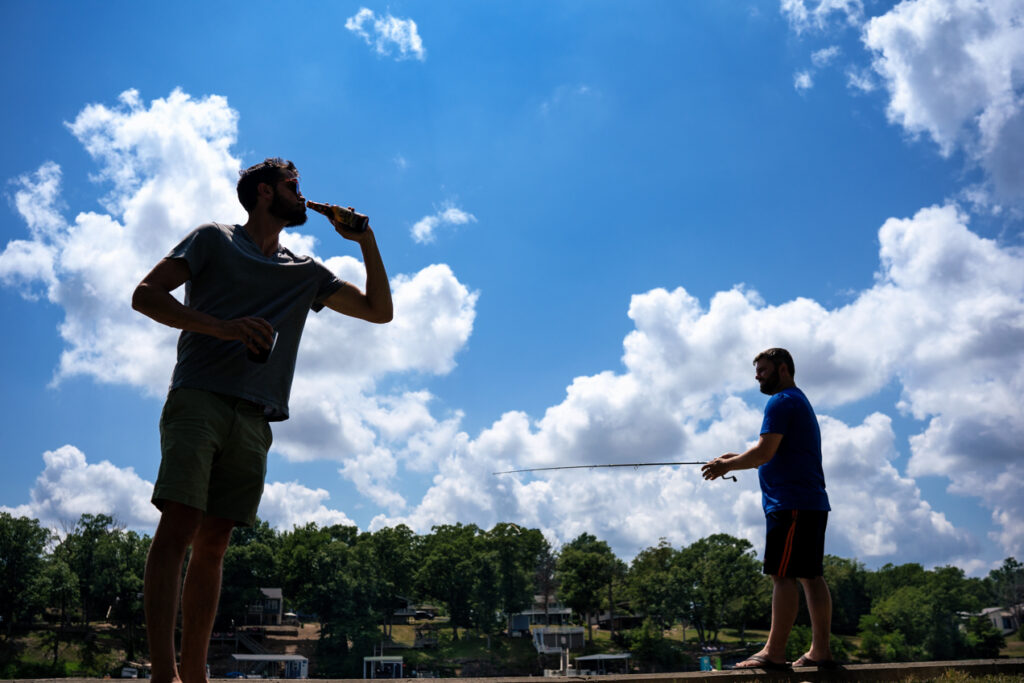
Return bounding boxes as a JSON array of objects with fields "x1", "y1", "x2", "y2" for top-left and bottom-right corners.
[{"x1": 763, "y1": 509, "x2": 828, "y2": 578}]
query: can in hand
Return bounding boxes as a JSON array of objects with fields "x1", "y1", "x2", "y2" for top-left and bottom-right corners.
[
  {"x1": 306, "y1": 200, "x2": 368, "y2": 233},
  {"x1": 247, "y1": 331, "x2": 278, "y2": 364}
]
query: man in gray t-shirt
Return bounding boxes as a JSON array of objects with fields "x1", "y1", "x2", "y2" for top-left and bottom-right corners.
[{"x1": 132, "y1": 157, "x2": 392, "y2": 683}]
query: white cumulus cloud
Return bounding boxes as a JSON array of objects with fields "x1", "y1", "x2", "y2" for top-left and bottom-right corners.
[
  {"x1": 411, "y1": 205, "x2": 477, "y2": 244},
  {"x1": 258, "y1": 481, "x2": 357, "y2": 531},
  {"x1": 1, "y1": 446, "x2": 358, "y2": 535},
  {"x1": 781, "y1": 0, "x2": 864, "y2": 34},
  {"x1": 811, "y1": 45, "x2": 841, "y2": 67},
  {"x1": 346, "y1": 8, "x2": 426, "y2": 61},
  {"x1": 0, "y1": 445, "x2": 160, "y2": 530},
  {"x1": 864, "y1": 0, "x2": 1024, "y2": 204}
]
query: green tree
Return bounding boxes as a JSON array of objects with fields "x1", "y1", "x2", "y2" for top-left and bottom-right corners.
[
  {"x1": 624, "y1": 617, "x2": 690, "y2": 673},
  {"x1": 676, "y1": 534, "x2": 763, "y2": 643},
  {"x1": 988, "y1": 557, "x2": 1023, "y2": 631},
  {"x1": 220, "y1": 541, "x2": 278, "y2": 627},
  {"x1": 534, "y1": 541, "x2": 559, "y2": 625},
  {"x1": 556, "y1": 533, "x2": 622, "y2": 643},
  {"x1": 963, "y1": 615, "x2": 1005, "y2": 658},
  {"x1": 857, "y1": 564, "x2": 989, "y2": 662},
  {"x1": 37, "y1": 556, "x2": 79, "y2": 666},
  {"x1": 0, "y1": 513, "x2": 50, "y2": 636},
  {"x1": 858, "y1": 612, "x2": 916, "y2": 662},
  {"x1": 106, "y1": 529, "x2": 148, "y2": 661},
  {"x1": 485, "y1": 523, "x2": 546, "y2": 619},
  {"x1": 866, "y1": 562, "x2": 927, "y2": 604},
  {"x1": 219, "y1": 518, "x2": 281, "y2": 627},
  {"x1": 823, "y1": 555, "x2": 871, "y2": 635},
  {"x1": 61, "y1": 513, "x2": 118, "y2": 624},
  {"x1": 922, "y1": 565, "x2": 982, "y2": 660},
  {"x1": 296, "y1": 526, "x2": 380, "y2": 677},
  {"x1": 627, "y1": 540, "x2": 682, "y2": 630},
  {"x1": 277, "y1": 522, "x2": 346, "y2": 615},
  {"x1": 604, "y1": 552, "x2": 628, "y2": 641},
  {"x1": 469, "y1": 546, "x2": 503, "y2": 648},
  {"x1": 415, "y1": 524, "x2": 480, "y2": 640},
  {"x1": 870, "y1": 585, "x2": 930, "y2": 653},
  {"x1": 362, "y1": 525, "x2": 417, "y2": 639}
]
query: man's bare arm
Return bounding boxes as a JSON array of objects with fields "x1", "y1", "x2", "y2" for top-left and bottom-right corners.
[
  {"x1": 701, "y1": 433, "x2": 784, "y2": 481},
  {"x1": 322, "y1": 228, "x2": 393, "y2": 324},
  {"x1": 132, "y1": 258, "x2": 275, "y2": 353}
]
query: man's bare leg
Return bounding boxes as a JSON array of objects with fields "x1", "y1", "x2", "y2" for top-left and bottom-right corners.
[
  {"x1": 145, "y1": 503, "x2": 204, "y2": 683},
  {"x1": 178, "y1": 516, "x2": 235, "y2": 683},
  {"x1": 736, "y1": 575, "x2": 798, "y2": 667},
  {"x1": 797, "y1": 576, "x2": 833, "y2": 662}
]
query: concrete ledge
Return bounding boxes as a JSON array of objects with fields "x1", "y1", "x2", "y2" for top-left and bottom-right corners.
[{"x1": 6, "y1": 659, "x2": 1024, "y2": 683}]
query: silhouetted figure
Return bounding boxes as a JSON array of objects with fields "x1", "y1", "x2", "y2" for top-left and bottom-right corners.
[{"x1": 133, "y1": 158, "x2": 392, "y2": 683}]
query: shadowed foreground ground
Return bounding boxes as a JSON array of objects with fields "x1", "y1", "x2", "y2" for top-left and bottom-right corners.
[{"x1": 6, "y1": 658, "x2": 1024, "y2": 683}]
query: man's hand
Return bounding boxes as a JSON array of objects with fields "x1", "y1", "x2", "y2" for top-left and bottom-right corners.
[
  {"x1": 133, "y1": 259, "x2": 280, "y2": 348},
  {"x1": 216, "y1": 316, "x2": 275, "y2": 354},
  {"x1": 701, "y1": 455, "x2": 736, "y2": 481},
  {"x1": 307, "y1": 201, "x2": 371, "y2": 242}
]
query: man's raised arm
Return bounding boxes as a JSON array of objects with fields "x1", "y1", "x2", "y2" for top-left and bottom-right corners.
[{"x1": 319, "y1": 210, "x2": 393, "y2": 323}]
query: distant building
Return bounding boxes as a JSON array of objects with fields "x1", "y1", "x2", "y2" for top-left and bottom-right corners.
[
  {"x1": 532, "y1": 626, "x2": 585, "y2": 655},
  {"x1": 979, "y1": 605, "x2": 1022, "y2": 635},
  {"x1": 247, "y1": 587, "x2": 284, "y2": 626},
  {"x1": 510, "y1": 594, "x2": 572, "y2": 627},
  {"x1": 231, "y1": 654, "x2": 307, "y2": 679},
  {"x1": 363, "y1": 655, "x2": 403, "y2": 679},
  {"x1": 391, "y1": 596, "x2": 439, "y2": 624},
  {"x1": 592, "y1": 609, "x2": 643, "y2": 632}
]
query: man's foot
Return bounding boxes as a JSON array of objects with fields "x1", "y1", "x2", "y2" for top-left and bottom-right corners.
[
  {"x1": 733, "y1": 654, "x2": 790, "y2": 670},
  {"x1": 793, "y1": 653, "x2": 839, "y2": 668}
]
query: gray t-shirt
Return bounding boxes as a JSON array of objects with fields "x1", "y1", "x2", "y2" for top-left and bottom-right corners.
[{"x1": 166, "y1": 222, "x2": 343, "y2": 421}]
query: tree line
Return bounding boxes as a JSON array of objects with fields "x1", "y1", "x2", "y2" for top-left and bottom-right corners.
[{"x1": 1, "y1": 511, "x2": 1020, "y2": 676}]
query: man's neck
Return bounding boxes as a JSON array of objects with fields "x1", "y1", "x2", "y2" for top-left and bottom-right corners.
[{"x1": 242, "y1": 212, "x2": 287, "y2": 257}]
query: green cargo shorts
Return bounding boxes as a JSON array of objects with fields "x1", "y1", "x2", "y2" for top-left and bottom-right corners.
[{"x1": 153, "y1": 387, "x2": 272, "y2": 527}]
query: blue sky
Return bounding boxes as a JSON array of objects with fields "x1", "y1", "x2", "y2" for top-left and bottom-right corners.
[{"x1": 2, "y1": 0, "x2": 1022, "y2": 576}]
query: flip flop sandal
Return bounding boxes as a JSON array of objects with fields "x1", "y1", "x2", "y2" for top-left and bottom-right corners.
[
  {"x1": 733, "y1": 654, "x2": 791, "y2": 671},
  {"x1": 793, "y1": 655, "x2": 840, "y2": 668}
]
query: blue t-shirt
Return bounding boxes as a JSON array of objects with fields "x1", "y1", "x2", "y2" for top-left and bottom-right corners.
[
  {"x1": 167, "y1": 223, "x2": 343, "y2": 421},
  {"x1": 758, "y1": 387, "x2": 830, "y2": 514}
]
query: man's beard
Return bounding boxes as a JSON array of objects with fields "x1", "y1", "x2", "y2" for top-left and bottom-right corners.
[
  {"x1": 759, "y1": 367, "x2": 781, "y2": 395},
  {"x1": 269, "y1": 189, "x2": 307, "y2": 227}
]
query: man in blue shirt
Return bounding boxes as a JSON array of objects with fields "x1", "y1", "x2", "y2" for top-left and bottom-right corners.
[{"x1": 702, "y1": 348, "x2": 834, "y2": 670}]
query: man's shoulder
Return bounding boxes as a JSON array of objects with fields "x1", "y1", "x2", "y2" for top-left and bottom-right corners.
[
  {"x1": 770, "y1": 388, "x2": 816, "y2": 417},
  {"x1": 765, "y1": 388, "x2": 802, "y2": 413},
  {"x1": 181, "y1": 222, "x2": 234, "y2": 242},
  {"x1": 200, "y1": 221, "x2": 237, "y2": 236}
]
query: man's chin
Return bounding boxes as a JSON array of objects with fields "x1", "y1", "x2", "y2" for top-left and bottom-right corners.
[{"x1": 286, "y1": 212, "x2": 308, "y2": 227}]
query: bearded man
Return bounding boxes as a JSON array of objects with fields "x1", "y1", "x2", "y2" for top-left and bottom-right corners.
[
  {"x1": 702, "y1": 348, "x2": 834, "y2": 670},
  {"x1": 132, "y1": 157, "x2": 392, "y2": 683}
]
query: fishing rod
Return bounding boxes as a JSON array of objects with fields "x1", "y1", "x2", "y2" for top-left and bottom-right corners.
[{"x1": 492, "y1": 461, "x2": 737, "y2": 482}]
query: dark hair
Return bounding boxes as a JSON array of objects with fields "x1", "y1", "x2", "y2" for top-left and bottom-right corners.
[
  {"x1": 754, "y1": 348, "x2": 795, "y2": 377},
  {"x1": 237, "y1": 157, "x2": 298, "y2": 211}
]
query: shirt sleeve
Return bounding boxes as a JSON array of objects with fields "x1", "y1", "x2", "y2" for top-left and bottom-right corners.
[
  {"x1": 165, "y1": 224, "x2": 217, "y2": 278},
  {"x1": 310, "y1": 262, "x2": 345, "y2": 312},
  {"x1": 760, "y1": 394, "x2": 794, "y2": 436}
]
